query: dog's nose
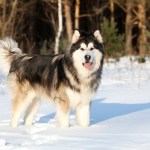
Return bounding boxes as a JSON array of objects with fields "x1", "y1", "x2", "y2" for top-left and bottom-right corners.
[{"x1": 85, "y1": 55, "x2": 91, "y2": 62}]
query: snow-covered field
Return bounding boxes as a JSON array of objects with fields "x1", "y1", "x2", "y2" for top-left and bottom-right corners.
[{"x1": 0, "y1": 57, "x2": 150, "y2": 150}]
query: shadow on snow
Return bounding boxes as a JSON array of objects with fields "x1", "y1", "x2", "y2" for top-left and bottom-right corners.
[
  {"x1": 91, "y1": 98, "x2": 150, "y2": 125},
  {"x1": 38, "y1": 98, "x2": 150, "y2": 125}
]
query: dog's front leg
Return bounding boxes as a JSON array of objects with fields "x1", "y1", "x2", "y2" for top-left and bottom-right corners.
[
  {"x1": 76, "y1": 103, "x2": 90, "y2": 127},
  {"x1": 55, "y1": 100, "x2": 70, "y2": 127}
]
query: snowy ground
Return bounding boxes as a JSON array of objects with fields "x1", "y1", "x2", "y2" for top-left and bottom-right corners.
[{"x1": 0, "y1": 57, "x2": 150, "y2": 150}]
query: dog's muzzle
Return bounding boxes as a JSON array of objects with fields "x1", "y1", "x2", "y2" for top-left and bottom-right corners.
[{"x1": 82, "y1": 51, "x2": 94, "y2": 70}]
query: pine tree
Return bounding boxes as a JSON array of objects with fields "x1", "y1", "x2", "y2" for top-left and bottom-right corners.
[{"x1": 101, "y1": 17, "x2": 124, "y2": 60}]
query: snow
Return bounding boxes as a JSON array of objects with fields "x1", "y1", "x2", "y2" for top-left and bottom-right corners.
[{"x1": 0, "y1": 57, "x2": 150, "y2": 150}]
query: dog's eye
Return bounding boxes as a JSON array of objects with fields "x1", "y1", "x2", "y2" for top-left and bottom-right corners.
[
  {"x1": 81, "y1": 48, "x2": 84, "y2": 51},
  {"x1": 90, "y1": 47, "x2": 94, "y2": 51}
]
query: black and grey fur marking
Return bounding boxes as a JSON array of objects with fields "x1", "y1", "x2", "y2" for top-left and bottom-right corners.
[{"x1": 10, "y1": 53, "x2": 80, "y2": 92}]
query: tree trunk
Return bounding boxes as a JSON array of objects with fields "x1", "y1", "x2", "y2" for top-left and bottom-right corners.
[
  {"x1": 64, "y1": 0, "x2": 73, "y2": 42},
  {"x1": 75, "y1": 0, "x2": 80, "y2": 29},
  {"x1": 2, "y1": 0, "x2": 18, "y2": 37},
  {"x1": 55, "y1": 0, "x2": 63, "y2": 54},
  {"x1": 125, "y1": 0, "x2": 133, "y2": 55},
  {"x1": 1, "y1": 0, "x2": 6, "y2": 37},
  {"x1": 110, "y1": 0, "x2": 114, "y2": 25},
  {"x1": 138, "y1": 0, "x2": 147, "y2": 57}
]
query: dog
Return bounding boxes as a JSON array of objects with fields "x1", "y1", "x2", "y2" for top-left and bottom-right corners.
[{"x1": 0, "y1": 30, "x2": 104, "y2": 127}]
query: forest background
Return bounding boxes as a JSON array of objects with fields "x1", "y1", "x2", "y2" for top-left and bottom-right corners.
[{"x1": 0, "y1": 0, "x2": 149, "y2": 61}]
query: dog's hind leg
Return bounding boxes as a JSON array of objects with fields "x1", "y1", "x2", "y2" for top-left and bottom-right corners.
[
  {"x1": 24, "y1": 97, "x2": 40, "y2": 126},
  {"x1": 10, "y1": 91, "x2": 35, "y2": 127}
]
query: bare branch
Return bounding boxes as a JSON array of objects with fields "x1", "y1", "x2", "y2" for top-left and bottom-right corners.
[
  {"x1": 115, "y1": 1, "x2": 127, "y2": 13},
  {"x1": 79, "y1": 4, "x2": 108, "y2": 18}
]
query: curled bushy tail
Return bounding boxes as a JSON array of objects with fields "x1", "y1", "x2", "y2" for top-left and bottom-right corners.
[{"x1": 0, "y1": 37, "x2": 22, "y2": 74}]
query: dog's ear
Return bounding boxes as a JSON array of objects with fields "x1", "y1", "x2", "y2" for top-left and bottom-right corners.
[
  {"x1": 94, "y1": 30, "x2": 103, "y2": 43},
  {"x1": 71, "y1": 30, "x2": 80, "y2": 44}
]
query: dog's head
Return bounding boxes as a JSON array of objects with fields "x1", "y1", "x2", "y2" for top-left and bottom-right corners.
[{"x1": 69, "y1": 30, "x2": 104, "y2": 77}]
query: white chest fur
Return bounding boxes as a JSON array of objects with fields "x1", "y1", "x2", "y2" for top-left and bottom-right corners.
[{"x1": 65, "y1": 86, "x2": 94, "y2": 108}]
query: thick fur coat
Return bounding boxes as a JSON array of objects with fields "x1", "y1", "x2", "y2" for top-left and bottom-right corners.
[{"x1": 0, "y1": 30, "x2": 104, "y2": 127}]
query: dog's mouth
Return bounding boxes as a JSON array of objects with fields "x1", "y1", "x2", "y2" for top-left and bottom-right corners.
[{"x1": 82, "y1": 62, "x2": 93, "y2": 69}]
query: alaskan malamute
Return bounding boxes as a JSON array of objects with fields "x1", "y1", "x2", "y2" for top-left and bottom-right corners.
[{"x1": 0, "y1": 30, "x2": 104, "y2": 127}]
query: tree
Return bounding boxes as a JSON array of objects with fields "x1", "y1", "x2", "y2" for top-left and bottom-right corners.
[
  {"x1": 101, "y1": 17, "x2": 124, "y2": 60},
  {"x1": 55, "y1": 0, "x2": 63, "y2": 54},
  {"x1": 0, "y1": 0, "x2": 149, "y2": 57},
  {"x1": 75, "y1": 0, "x2": 80, "y2": 29},
  {"x1": 110, "y1": 0, "x2": 115, "y2": 25},
  {"x1": 64, "y1": 0, "x2": 73, "y2": 42},
  {"x1": 1, "y1": 0, "x2": 18, "y2": 37},
  {"x1": 137, "y1": 0, "x2": 147, "y2": 58},
  {"x1": 125, "y1": 0, "x2": 133, "y2": 55}
]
